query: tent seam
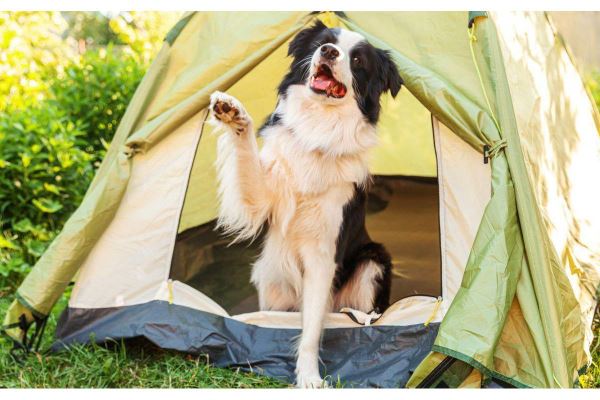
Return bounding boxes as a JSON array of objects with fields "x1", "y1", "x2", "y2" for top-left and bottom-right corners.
[
  {"x1": 15, "y1": 292, "x2": 46, "y2": 319},
  {"x1": 432, "y1": 345, "x2": 530, "y2": 388}
]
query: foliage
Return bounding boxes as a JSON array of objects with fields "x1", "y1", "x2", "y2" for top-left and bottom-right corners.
[
  {"x1": 61, "y1": 11, "x2": 181, "y2": 64},
  {"x1": 0, "y1": 11, "x2": 180, "y2": 113},
  {"x1": 62, "y1": 12, "x2": 120, "y2": 47},
  {"x1": 0, "y1": 46, "x2": 146, "y2": 288},
  {"x1": 49, "y1": 46, "x2": 146, "y2": 154},
  {"x1": 108, "y1": 11, "x2": 181, "y2": 65},
  {"x1": 0, "y1": 12, "x2": 77, "y2": 111},
  {"x1": 0, "y1": 104, "x2": 91, "y2": 284}
]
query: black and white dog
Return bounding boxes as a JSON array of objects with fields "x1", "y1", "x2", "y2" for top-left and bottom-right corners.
[{"x1": 209, "y1": 20, "x2": 402, "y2": 387}]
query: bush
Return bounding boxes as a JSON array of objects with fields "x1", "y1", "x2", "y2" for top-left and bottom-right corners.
[
  {"x1": 0, "y1": 47, "x2": 145, "y2": 289},
  {"x1": 0, "y1": 104, "x2": 90, "y2": 286},
  {"x1": 0, "y1": 11, "x2": 76, "y2": 112},
  {"x1": 50, "y1": 46, "x2": 146, "y2": 155}
]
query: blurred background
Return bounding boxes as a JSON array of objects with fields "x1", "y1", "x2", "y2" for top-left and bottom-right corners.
[{"x1": 0, "y1": 9, "x2": 599, "y2": 305}]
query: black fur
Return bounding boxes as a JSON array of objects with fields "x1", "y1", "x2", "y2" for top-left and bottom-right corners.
[
  {"x1": 257, "y1": 112, "x2": 282, "y2": 136},
  {"x1": 333, "y1": 185, "x2": 392, "y2": 312},
  {"x1": 350, "y1": 46, "x2": 403, "y2": 123}
]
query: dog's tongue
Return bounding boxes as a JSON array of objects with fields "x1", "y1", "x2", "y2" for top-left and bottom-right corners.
[{"x1": 312, "y1": 74, "x2": 333, "y2": 91}]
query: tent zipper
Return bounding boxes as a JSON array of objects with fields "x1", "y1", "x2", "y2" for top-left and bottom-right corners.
[{"x1": 416, "y1": 356, "x2": 456, "y2": 388}]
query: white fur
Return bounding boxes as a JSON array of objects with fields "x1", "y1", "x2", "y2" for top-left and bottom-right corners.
[
  {"x1": 212, "y1": 92, "x2": 270, "y2": 242},
  {"x1": 334, "y1": 260, "x2": 384, "y2": 311},
  {"x1": 280, "y1": 86, "x2": 378, "y2": 157},
  {"x1": 210, "y1": 29, "x2": 382, "y2": 389}
]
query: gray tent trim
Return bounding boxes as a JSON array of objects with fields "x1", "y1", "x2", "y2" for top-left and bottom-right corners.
[{"x1": 53, "y1": 301, "x2": 439, "y2": 388}]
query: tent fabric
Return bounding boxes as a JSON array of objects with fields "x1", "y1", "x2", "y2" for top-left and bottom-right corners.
[
  {"x1": 433, "y1": 117, "x2": 491, "y2": 305},
  {"x1": 68, "y1": 110, "x2": 206, "y2": 309},
  {"x1": 54, "y1": 300, "x2": 441, "y2": 388},
  {"x1": 493, "y1": 11, "x2": 600, "y2": 361},
  {"x1": 233, "y1": 296, "x2": 444, "y2": 329},
  {"x1": 409, "y1": 13, "x2": 594, "y2": 388},
  {"x1": 3, "y1": 11, "x2": 599, "y2": 389}
]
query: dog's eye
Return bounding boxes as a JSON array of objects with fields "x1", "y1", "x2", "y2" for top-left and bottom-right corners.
[{"x1": 352, "y1": 56, "x2": 361, "y2": 66}]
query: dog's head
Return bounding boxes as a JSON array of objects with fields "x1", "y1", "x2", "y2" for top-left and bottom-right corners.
[{"x1": 279, "y1": 20, "x2": 403, "y2": 124}]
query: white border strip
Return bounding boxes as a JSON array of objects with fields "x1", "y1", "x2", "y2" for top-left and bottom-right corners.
[{"x1": 3, "y1": 1, "x2": 600, "y2": 11}]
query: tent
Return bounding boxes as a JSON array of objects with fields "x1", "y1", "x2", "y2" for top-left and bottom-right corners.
[{"x1": 3, "y1": 11, "x2": 600, "y2": 388}]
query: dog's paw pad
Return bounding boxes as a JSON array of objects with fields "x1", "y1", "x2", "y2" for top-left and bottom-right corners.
[{"x1": 209, "y1": 92, "x2": 250, "y2": 134}]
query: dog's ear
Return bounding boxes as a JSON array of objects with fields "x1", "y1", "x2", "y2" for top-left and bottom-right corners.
[
  {"x1": 376, "y1": 49, "x2": 403, "y2": 98},
  {"x1": 288, "y1": 20, "x2": 328, "y2": 58}
]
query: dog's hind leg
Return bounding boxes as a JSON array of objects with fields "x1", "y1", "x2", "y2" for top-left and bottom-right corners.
[
  {"x1": 210, "y1": 92, "x2": 272, "y2": 241},
  {"x1": 334, "y1": 242, "x2": 392, "y2": 318}
]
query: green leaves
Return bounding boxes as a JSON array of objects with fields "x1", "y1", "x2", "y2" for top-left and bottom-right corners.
[
  {"x1": 43, "y1": 182, "x2": 61, "y2": 195},
  {"x1": 25, "y1": 239, "x2": 47, "y2": 258},
  {"x1": 21, "y1": 153, "x2": 31, "y2": 168},
  {"x1": 50, "y1": 46, "x2": 146, "y2": 153},
  {"x1": 12, "y1": 218, "x2": 35, "y2": 233},
  {"x1": 32, "y1": 198, "x2": 63, "y2": 213},
  {"x1": 0, "y1": 235, "x2": 19, "y2": 250}
]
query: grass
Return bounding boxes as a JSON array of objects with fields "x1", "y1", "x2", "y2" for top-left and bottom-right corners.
[{"x1": 0, "y1": 293, "x2": 286, "y2": 388}]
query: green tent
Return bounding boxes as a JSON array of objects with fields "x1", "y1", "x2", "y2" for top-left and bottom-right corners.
[{"x1": 3, "y1": 11, "x2": 600, "y2": 388}]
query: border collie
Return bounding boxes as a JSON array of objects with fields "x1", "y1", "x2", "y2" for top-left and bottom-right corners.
[{"x1": 209, "y1": 20, "x2": 402, "y2": 388}]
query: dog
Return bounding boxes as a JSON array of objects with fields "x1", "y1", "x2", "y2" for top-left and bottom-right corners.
[{"x1": 209, "y1": 20, "x2": 402, "y2": 387}]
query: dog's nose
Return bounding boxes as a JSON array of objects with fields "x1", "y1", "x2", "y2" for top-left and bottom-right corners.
[{"x1": 320, "y1": 44, "x2": 339, "y2": 61}]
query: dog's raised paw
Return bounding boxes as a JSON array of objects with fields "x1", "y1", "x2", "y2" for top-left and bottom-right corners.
[{"x1": 209, "y1": 91, "x2": 251, "y2": 135}]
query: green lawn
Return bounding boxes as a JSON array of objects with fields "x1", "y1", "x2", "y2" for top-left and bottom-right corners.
[{"x1": 0, "y1": 291, "x2": 598, "y2": 388}]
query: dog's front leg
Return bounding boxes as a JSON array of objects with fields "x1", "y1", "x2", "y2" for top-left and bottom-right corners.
[
  {"x1": 295, "y1": 249, "x2": 336, "y2": 388},
  {"x1": 210, "y1": 91, "x2": 271, "y2": 241}
]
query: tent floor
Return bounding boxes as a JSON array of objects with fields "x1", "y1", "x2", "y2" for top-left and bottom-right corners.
[
  {"x1": 171, "y1": 176, "x2": 441, "y2": 315},
  {"x1": 54, "y1": 300, "x2": 440, "y2": 388}
]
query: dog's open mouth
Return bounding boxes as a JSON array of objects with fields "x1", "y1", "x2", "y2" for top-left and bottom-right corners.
[{"x1": 309, "y1": 64, "x2": 347, "y2": 98}]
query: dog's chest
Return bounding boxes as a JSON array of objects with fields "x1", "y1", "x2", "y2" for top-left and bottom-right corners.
[{"x1": 259, "y1": 131, "x2": 367, "y2": 241}]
